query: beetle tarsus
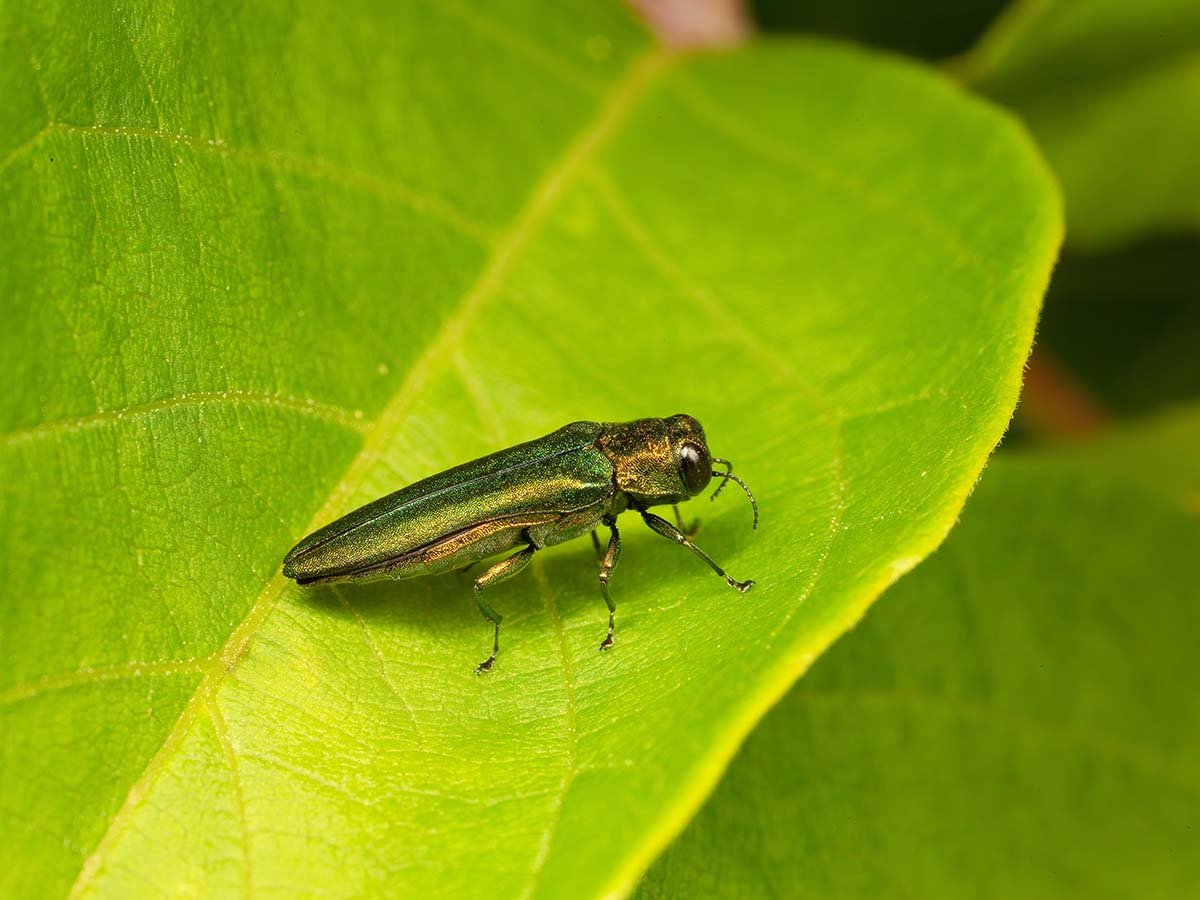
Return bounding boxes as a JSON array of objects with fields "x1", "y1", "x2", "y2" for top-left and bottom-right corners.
[{"x1": 600, "y1": 617, "x2": 614, "y2": 651}]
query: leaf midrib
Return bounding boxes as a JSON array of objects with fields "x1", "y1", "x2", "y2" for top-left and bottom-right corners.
[{"x1": 65, "y1": 46, "x2": 673, "y2": 899}]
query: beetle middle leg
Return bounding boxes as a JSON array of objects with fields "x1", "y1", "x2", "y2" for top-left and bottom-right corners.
[
  {"x1": 597, "y1": 517, "x2": 621, "y2": 651},
  {"x1": 641, "y1": 511, "x2": 754, "y2": 592},
  {"x1": 473, "y1": 544, "x2": 536, "y2": 674},
  {"x1": 673, "y1": 504, "x2": 700, "y2": 538}
]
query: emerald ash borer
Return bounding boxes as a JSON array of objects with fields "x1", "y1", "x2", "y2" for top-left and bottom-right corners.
[{"x1": 282, "y1": 415, "x2": 757, "y2": 673}]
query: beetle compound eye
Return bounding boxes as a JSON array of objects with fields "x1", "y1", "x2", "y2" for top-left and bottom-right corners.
[{"x1": 678, "y1": 442, "x2": 711, "y2": 495}]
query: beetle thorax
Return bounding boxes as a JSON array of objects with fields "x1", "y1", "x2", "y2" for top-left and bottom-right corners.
[{"x1": 597, "y1": 418, "x2": 688, "y2": 507}]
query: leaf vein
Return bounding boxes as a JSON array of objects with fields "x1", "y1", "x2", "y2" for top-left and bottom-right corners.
[
  {"x1": 12, "y1": 121, "x2": 495, "y2": 244},
  {"x1": 333, "y1": 586, "x2": 425, "y2": 750},
  {"x1": 669, "y1": 71, "x2": 997, "y2": 279},
  {"x1": 0, "y1": 658, "x2": 206, "y2": 708},
  {"x1": 587, "y1": 167, "x2": 840, "y2": 421},
  {"x1": 0, "y1": 389, "x2": 371, "y2": 447},
  {"x1": 419, "y1": 0, "x2": 606, "y2": 98},
  {"x1": 208, "y1": 701, "x2": 253, "y2": 900},
  {"x1": 519, "y1": 561, "x2": 580, "y2": 900}
]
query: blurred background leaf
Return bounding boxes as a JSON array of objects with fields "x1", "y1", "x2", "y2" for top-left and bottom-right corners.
[
  {"x1": 1030, "y1": 238, "x2": 1200, "y2": 420},
  {"x1": 750, "y1": 0, "x2": 1007, "y2": 60},
  {"x1": 1044, "y1": 405, "x2": 1200, "y2": 511},
  {"x1": 960, "y1": 0, "x2": 1200, "y2": 251}
]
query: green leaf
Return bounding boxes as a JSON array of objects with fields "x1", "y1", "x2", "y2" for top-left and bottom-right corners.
[
  {"x1": 0, "y1": 4, "x2": 1059, "y2": 898},
  {"x1": 961, "y1": 0, "x2": 1200, "y2": 249},
  {"x1": 637, "y1": 435, "x2": 1200, "y2": 899},
  {"x1": 1044, "y1": 405, "x2": 1200, "y2": 512}
]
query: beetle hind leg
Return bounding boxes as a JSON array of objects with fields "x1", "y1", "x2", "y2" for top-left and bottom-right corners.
[
  {"x1": 598, "y1": 518, "x2": 622, "y2": 651},
  {"x1": 473, "y1": 544, "x2": 536, "y2": 674}
]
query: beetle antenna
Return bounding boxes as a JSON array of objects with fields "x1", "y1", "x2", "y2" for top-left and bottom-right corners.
[
  {"x1": 709, "y1": 457, "x2": 758, "y2": 529},
  {"x1": 710, "y1": 456, "x2": 733, "y2": 500}
]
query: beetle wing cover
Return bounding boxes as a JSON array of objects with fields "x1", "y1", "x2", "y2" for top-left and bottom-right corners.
[{"x1": 283, "y1": 421, "x2": 610, "y2": 581}]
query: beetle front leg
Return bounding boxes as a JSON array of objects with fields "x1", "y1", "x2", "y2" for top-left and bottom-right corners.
[
  {"x1": 472, "y1": 544, "x2": 536, "y2": 674},
  {"x1": 641, "y1": 512, "x2": 754, "y2": 592},
  {"x1": 598, "y1": 517, "x2": 621, "y2": 651}
]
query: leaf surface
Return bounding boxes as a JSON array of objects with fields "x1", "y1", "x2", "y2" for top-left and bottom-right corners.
[
  {"x1": 0, "y1": 4, "x2": 1058, "y2": 898},
  {"x1": 637, "y1": 434, "x2": 1200, "y2": 898}
]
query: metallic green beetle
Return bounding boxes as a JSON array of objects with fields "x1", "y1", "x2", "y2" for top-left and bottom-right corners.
[{"x1": 282, "y1": 414, "x2": 757, "y2": 673}]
